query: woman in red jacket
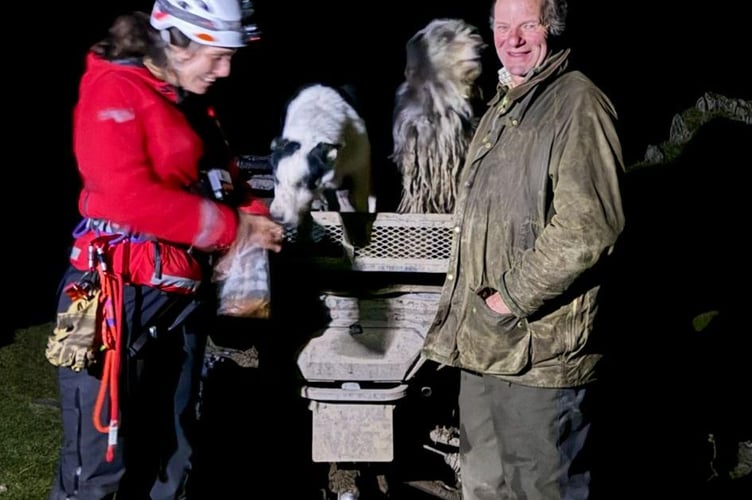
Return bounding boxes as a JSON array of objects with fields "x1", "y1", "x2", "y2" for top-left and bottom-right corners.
[{"x1": 47, "y1": 2, "x2": 282, "y2": 499}]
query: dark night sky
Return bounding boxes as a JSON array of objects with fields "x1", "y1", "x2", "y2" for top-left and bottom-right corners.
[
  {"x1": 47, "y1": 1, "x2": 750, "y2": 160},
  {"x1": 45, "y1": 1, "x2": 751, "y2": 155},
  {"x1": 9, "y1": 0, "x2": 751, "y2": 334}
]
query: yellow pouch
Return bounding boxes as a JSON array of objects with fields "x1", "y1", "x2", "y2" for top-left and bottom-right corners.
[{"x1": 45, "y1": 290, "x2": 102, "y2": 371}]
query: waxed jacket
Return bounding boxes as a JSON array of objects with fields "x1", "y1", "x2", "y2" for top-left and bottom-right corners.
[{"x1": 422, "y1": 50, "x2": 625, "y2": 387}]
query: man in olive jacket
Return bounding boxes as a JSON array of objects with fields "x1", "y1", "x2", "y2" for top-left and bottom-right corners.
[{"x1": 422, "y1": 0, "x2": 625, "y2": 498}]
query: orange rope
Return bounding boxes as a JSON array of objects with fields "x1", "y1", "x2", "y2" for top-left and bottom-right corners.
[{"x1": 90, "y1": 237, "x2": 125, "y2": 463}]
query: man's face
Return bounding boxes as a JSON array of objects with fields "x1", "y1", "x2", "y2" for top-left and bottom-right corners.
[
  {"x1": 175, "y1": 45, "x2": 236, "y2": 95},
  {"x1": 492, "y1": 0, "x2": 549, "y2": 87}
]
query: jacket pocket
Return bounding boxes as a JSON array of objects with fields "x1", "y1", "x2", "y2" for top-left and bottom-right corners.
[{"x1": 462, "y1": 292, "x2": 531, "y2": 375}]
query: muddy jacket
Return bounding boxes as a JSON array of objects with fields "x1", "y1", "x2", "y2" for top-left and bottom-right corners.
[{"x1": 422, "y1": 50, "x2": 625, "y2": 387}]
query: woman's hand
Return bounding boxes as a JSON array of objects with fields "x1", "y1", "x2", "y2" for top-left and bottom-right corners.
[{"x1": 237, "y1": 212, "x2": 284, "y2": 253}]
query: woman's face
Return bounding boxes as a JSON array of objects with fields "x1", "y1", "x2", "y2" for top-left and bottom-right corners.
[{"x1": 173, "y1": 44, "x2": 236, "y2": 94}]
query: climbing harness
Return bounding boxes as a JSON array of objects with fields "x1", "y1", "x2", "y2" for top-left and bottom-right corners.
[{"x1": 66, "y1": 218, "x2": 204, "y2": 462}]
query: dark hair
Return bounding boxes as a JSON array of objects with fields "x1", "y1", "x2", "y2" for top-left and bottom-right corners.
[
  {"x1": 489, "y1": 0, "x2": 568, "y2": 37},
  {"x1": 90, "y1": 11, "x2": 193, "y2": 68}
]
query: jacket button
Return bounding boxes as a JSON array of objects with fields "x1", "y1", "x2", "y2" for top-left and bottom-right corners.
[{"x1": 511, "y1": 119, "x2": 519, "y2": 126}]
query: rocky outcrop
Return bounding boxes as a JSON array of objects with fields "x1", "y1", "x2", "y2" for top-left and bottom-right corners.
[{"x1": 634, "y1": 92, "x2": 751, "y2": 169}]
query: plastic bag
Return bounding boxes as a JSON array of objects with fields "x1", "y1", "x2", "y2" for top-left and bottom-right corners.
[{"x1": 212, "y1": 241, "x2": 271, "y2": 318}]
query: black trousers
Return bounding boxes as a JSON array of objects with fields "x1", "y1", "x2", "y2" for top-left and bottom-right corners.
[{"x1": 49, "y1": 267, "x2": 206, "y2": 500}]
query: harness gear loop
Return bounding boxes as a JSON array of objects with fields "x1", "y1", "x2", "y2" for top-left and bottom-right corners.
[{"x1": 89, "y1": 234, "x2": 128, "y2": 463}]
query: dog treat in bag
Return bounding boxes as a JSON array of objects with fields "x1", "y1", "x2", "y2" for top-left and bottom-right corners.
[{"x1": 212, "y1": 241, "x2": 271, "y2": 319}]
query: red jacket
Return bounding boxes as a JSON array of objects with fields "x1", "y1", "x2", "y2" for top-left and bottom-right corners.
[{"x1": 74, "y1": 52, "x2": 254, "y2": 250}]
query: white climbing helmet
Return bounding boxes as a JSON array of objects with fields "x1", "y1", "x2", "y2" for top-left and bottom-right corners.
[{"x1": 150, "y1": 0, "x2": 261, "y2": 48}]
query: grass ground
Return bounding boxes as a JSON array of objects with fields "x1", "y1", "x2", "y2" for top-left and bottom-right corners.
[{"x1": 0, "y1": 323, "x2": 60, "y2": 500}]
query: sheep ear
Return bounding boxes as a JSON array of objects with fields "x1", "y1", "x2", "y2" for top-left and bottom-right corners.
[
  {"x1": 307, "y1": 142, "x2": 340, "y2": 187},
  {"x1": 271, "y1": 137, "x2": 301, "y2": 155},
  {"x1": 317, "y1": 142, "x2": 341, "y2": 164}
]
